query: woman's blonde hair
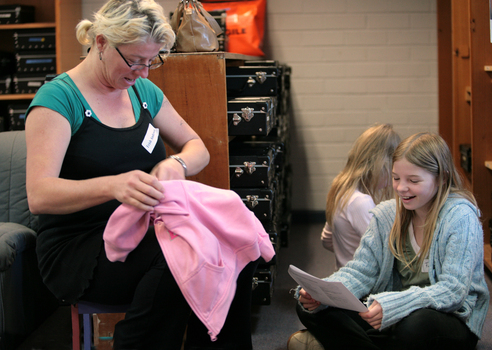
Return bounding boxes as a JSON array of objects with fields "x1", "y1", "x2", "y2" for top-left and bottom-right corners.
[
  {"x1": 325, "y1": 124, "x2": 401, "y2": 227},
  {"x1": 389, "y1": 132, "x2": 477, "y2": 270},
  {"x1": 75, "y1": 0, "x2": 175, "y2": 53}
]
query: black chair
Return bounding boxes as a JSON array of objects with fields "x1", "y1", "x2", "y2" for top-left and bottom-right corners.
[{"x1": 0, "y1": 130, "x2": 58, "y2": 350}]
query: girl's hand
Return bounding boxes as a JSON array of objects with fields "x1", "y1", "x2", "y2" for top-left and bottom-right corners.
[
  {"x1": 298, "y1": 288, "x2": 321, "y2": 311},
  {"x1": 359, "y1": 300, "x2": 383, "y2": 329},
  {"x1": 112, "y1": 170, "x2": 164, "y2": 211}
]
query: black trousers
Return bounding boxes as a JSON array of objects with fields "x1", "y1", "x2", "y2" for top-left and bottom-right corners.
[
  {"x1": 82, "y1": 228, "x2": 259, "y2": 350},
  {"x1": 296, "y1": 302, "x2": 478, "y2": 350}
]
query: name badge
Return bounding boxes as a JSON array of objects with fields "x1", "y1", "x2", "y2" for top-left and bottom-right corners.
[
  {"x1": 142, "y1": 123, "x2": 159, "y2": 154},
  {"x1": 421, "y1": 258, "x2": 429, "y2": 273}
]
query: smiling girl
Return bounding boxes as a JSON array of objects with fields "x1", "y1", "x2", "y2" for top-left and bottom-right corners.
[{"x1": 289, "y1": 132, "x2": 489, "y2": 350}]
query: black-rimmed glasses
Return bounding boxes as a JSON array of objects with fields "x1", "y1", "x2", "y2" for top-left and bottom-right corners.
[{"x1": 115, "y1": 47, "x2": 164, "y2": 71}]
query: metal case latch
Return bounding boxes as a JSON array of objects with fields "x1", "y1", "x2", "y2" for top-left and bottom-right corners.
[
  {"x1": 245, "y1": 195, "x2": 259, "y2": 209},
  {"x1": 232, "y1": 113, "x2": 242, "y2": 125},
  {"x1": 251, "y1": 277, "x2": 259, "y2": 290},
  {"x1": 234, "y1": 162, "x2": 256, "y2": 177},
  {"x1": 234, "y1": 167, "x2": 244, "y2": 177},
  {"x1": 243, "y1": 161, "x2": 256, "y2": 175},
  {"x1": 256, "y1": 71, "x2": 267, "y2": 84},
  {"x1": 241, "y1": 107, "x2": 254, "y2": 122},
  {"x1": 246, "y1": 71, "x2": 267, "y2": 87}
]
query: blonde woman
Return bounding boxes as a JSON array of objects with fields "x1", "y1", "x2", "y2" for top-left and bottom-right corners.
[
  {"x1": 321, "y1": 124, "x2": 401, "y2": 270},
  {"x1": 289, "y1": 132, "x2": 489, "y2": 350},
  {"x1": 25, "y1": 0, "x2": 259, "y2": 349}
]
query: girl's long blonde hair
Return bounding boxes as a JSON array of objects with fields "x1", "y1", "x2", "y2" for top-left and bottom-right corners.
[
  {"x1": 326, "y1": 124, "x2": 401, "y2": 227},
  {"x1": 389, "y1": 132, "x2": 477, "y2": 270},
  {"x1": 76, "y1": 0, "x2": 175, "y2": 53}
]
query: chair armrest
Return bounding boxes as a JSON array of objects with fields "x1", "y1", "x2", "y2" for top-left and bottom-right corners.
[{"x1": 0, "y1": 222, "x2": 37, "y2": 272}]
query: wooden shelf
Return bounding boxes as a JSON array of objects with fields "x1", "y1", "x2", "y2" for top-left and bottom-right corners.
[
  {"x1": 0, "y1": 0, "x2": 81, "y2": 131},
  {"x1": 438, "y1": 0, "x2": 492, "y2": 274},
  {"x1": 485, "y1": 244, "x2": 492, "y2": 272},
  {"x1": 149, "y1": 53, "x2": 229, "y2": 190},
  {"x1": 0, "y1": 94, "x2": 35, "y2": 101},
  {"x1": 168, "y1": 52, "x2": 261, "y2": 61},
  {"x1": 0, "y1": 22, "x2": 55, "y2": 30}
]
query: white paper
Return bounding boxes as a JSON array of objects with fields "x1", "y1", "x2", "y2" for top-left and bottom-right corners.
[{"x1": 288, "y1": 265, "x2": 368, "y2": 313}]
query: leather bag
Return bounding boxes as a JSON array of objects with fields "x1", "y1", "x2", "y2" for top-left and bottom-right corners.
[{"x1": 170, "y1": 0, "x2": 223, "y2": 53}]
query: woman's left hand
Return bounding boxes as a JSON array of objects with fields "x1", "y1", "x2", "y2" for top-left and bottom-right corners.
[
  {"x1": 359, "y1": 300, "x2": 383, "y2": 329},
  {"x1": 150, "y1": 158, "x2": 186, "y2": 181}
]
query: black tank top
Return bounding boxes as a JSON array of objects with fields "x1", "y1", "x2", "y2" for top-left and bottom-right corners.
[{"x1": 36, "y1": 85, "x2": 167, "y2": 303}]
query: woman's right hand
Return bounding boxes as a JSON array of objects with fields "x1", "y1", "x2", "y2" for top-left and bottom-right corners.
[
  {"x1": 111, "y1": 170, "x2": 164, "y2": 211},
  {"x1": 298, "y1": 288, "x2": 321, "y2": 311}
]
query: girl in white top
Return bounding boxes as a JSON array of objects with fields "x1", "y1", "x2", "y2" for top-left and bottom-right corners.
[{"x1": 321, "y1": 124, "x2": 400, "y2": 270}]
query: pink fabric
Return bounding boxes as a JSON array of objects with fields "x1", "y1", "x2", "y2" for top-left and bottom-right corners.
[{"x1": 103, "y1": 180, "x2": 275, "y2": 341}]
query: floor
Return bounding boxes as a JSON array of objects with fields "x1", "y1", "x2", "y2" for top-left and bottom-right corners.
[{"x1": 16, "y1": 221, "x2": 492, "y2": 350}]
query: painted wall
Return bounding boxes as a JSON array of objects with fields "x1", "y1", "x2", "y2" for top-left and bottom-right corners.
[{"x1": 81, "y1": 0, "x2": 438, "y2": 211}]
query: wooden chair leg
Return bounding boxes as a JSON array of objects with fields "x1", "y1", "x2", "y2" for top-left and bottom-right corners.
[
  {"x1": 83, "y1": 313, "x2": 92, "y2": 350},
  {"x1": 71, "y1": 305, "x2": 81, "y2": 350},
  {"x1": 74, "y1": 301, "x2": 130, "y2": 350}
]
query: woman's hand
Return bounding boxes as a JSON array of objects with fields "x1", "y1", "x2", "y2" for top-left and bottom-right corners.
[
  {"x1": 359, "y1": 300, "x2": 383, "y2": 329},
  {"x1": 150, "y1": 157, "x2": 187, "y2": 181},
  {"x1": 112, "y1": 170, "x2": 164, "y2": 211},
  {"x1": 298, "y1": 288, "x2": 321, "y2": 311}
]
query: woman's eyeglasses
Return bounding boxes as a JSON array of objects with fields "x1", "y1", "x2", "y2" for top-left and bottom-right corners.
[{"x1": 115, "y1": 47, "x2": 164, "y2": 71}]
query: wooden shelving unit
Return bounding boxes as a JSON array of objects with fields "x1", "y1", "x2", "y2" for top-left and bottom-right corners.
[
  {"x1": 485, "y1": 244, "x2": 492, "y2": 272},
  {"x1": 438, "y1": 0, "x2": 492, "y2": 271},
  {"x1": 0, "y1": 94, "x2": 35, "y2": 101},
  {"x1": 149, "y1": 52, "x2": 229, "y2": 189},
  {"x1": 0, "y1": 0, "x2": 81, "y2": 126},
  {"x1": 0, "y1": 22, "x2": 54, "y2": 30},
  {"x1": 148, "y1": 52, "x2": 259, "y2": 190},
  {"x1": 0, "y1": 0, "x2": 82, "y2": 74}
]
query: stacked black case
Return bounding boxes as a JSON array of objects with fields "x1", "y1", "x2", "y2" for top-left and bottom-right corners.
[
  {"x1": 0, "y1": 5, "x2": 34, "y2": 24},
  {"x1": 226, "y1": 60, "x2": 292, "y2": 305},
  {"x1": 13, "y1": 28, "x2": 56, "y2": 95},
  {"x1": 7, "y1": 104, "x2": 29, "y2": 131},
  {"x1": 4, "y1": 24, "x2": 55, "y2": 130},
  {"x1": 0, "y1": 52, "x2": 15, "y2": 95},
  {"x1": 0, "y1": 6, "x2": 38, "y2": 98}
]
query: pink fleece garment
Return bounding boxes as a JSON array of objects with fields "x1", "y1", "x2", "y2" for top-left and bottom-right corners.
[{"x1": 103, "y1": 180, "x2": 275, "y2": 341}]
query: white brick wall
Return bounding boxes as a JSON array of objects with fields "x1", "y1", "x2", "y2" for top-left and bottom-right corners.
[
  {"x1": 264, "y1": 0, "x2": 438, "y2": 211},
  {"x1": 82, "y1": 0, "x2": 438, "y2": 212}
]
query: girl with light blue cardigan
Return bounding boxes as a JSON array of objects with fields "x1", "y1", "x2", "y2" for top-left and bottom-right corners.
[{"x1": 289, "y1": 132, "x2": 490, "y2": 350}]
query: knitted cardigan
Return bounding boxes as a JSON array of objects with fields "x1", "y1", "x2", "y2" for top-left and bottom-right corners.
[{"x1": 301, "y1": 197, "x2": 489, "y2": 338}]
